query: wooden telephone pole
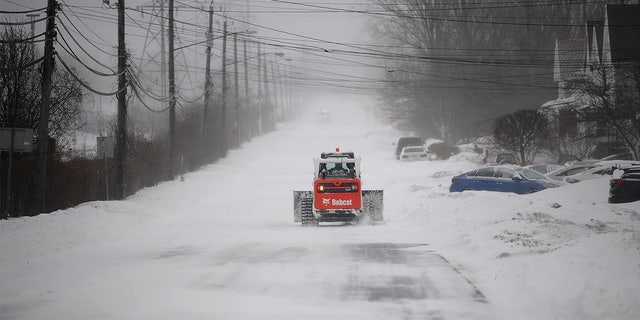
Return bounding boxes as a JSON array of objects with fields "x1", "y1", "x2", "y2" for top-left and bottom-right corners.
[
  {"x1": 221, "y1": 20, "x2": 228, "y2": 150},
  {"x1": 116, "y1": 0, "x2": 128, "y2": 199},
  {"x1": 257, "y1": 43, "x2": 262, "y2": 135},
  {"x1": 202, "y1": 5, "x2": 214, "y2": 140},
  {"x1": 168, "y1": 0, "x2": 176, "y2": 180},
  {"x1": 233, "y1": 33, "x2": 240, "y2": 148},
  {"x1": 243, "y1": 38, "x2": 251, "y2": 140},
  {"x1": 36, "y1": 0, "x2": 57, "y2": 212}
]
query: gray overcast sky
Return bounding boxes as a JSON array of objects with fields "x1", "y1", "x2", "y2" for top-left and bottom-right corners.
[{"x1": 2, "y1": 0, "x2": 380, "y2": 113}]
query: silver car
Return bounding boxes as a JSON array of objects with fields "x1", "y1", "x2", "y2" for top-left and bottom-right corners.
[
  {"x1": 545, "y1": 164, "x2": 598, "y2": 181},
  {"x1": 525, "y1": 164, "x2": 562, "y2": 174}
]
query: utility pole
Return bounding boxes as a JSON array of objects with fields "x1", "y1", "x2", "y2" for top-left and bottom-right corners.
[
  {"x1": 221, "y1": 20, "x2": 228, "y2": 150},
  {"x1": 36, "y1": 0, "x2": 56, "y2": 212},
  {"x1": 233, "y1": 33, "x2": 240, "y2": 148},
  {"x1": 281, "y1": 64, "x2": 289, "y2": 121},
  {"x1": 270, "y1": 58, "x2": 278, "y2": 129},
  {"x1": 160, "y1": 1, "x2": 166, "y2": 128},
  {"x1": 168, "y1": 0, "x2": 176, "y2": 180},
  {"x1": 202, "y1": 5, "x2": 214, "y2": 140},
  {"x1": 116, "y1": 0, "x2": 128, "y2": 199},
  {"x1": 262, "y1": 51, "x2": 270, "y2": 133},
  {"x1": 243, "y1": 38, "x2": 251, "y2": 140},
  {"x1": 26, "y1": 13, "x2": 39, "y2": 38},
  {"x1": 275, "y1": 63, "x2": 284, "y2": 122},
  {"x1": 257, "y1": 43, "x2": 262, "y2": 135}
]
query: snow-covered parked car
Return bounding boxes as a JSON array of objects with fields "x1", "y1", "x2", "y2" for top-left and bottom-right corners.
[
  {"x1": 450, "y1": 165, "x2": 562, "y2": 194},
  {"x1": 394, "y1": 136, "x2": 423, "y2": 159},
  {"x1": 564, "y1": 163, "x2": 640, "y2": 184},
  {"x1": 609, "y1": 165, "x2": 640, "y2": 203},
  {"x1": 563, "y1": 165, "x2": 617, "y2": 184},
  {"x1": 545, "y1": 163, "x2": 599, "y2": 181},
  {"x1": 525, "y1": 164, "x2": 563, "y2": 174},
  {"x1": 547, "y1": 160, "x2": 640, "y2": 182},
  {"x1": 399, "y1": 145, "x2": 430, "y2": 162}
]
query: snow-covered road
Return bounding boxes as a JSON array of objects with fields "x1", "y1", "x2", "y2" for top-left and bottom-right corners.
[{"x1": 2, "y1": 105, "x2": 639, "y2": 319}]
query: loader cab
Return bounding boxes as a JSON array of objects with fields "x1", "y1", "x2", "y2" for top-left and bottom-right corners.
[
  {"x1": 315, "y1": 154, "x2": 361, "y2": 180},
  {"x1": 319, "y1": 162, "x2": 357, "y2": 178}
]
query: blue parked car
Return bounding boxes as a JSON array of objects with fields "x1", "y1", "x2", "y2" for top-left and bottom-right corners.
[{"x1": 450, "y1": 165, "x2": 562, "y2": 194}]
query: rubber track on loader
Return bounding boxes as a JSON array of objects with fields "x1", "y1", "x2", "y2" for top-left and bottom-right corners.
[
  {"x1": 300, "y1": 196, "x2": 318, "y2": 226},
  {"x1": 362, "y1": 190, "x2": 384, "y2": 222}
]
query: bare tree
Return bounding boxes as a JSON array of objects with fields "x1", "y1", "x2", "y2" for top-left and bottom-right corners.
[
  {"x1": 0, "y1": 26, "x2": 83, "y2": 149},
  {"x1": 0, "y1": 27, "x2": 40, "y2": 129},
  {"x1": 570, "y1": 63, "x2": 640, "y2": 159},
  {"x1": 492, "y1": 109, "x2": 550, "y2": 165},
  {"x1": 369, "y1": 0, "x2": 619, "y2": 141}
]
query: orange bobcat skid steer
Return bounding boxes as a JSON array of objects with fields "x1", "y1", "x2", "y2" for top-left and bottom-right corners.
[{"x1": 293, "y1": 149, "x2": 383, "y2": 226}]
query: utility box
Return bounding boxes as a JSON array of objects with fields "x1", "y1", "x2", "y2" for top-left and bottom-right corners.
[
  {"x1": 0, "y1": 128, "x2": 34, "y2": 153},
  {"x1": 96, "y1": 136, "x2": 114, "y2": 158}
]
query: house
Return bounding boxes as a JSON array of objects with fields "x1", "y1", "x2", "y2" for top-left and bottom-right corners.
[
  {"x1": 542, "y1": 4, "x2": 640, "y2": 159},
  {"x1": 541, "y1": 38, "x2": 589, "y2": 155},
  {"x1": 552, "y1": 39, "x2": 587, "y2": 100}
]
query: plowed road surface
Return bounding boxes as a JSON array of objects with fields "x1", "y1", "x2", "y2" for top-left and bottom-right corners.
[{"x1": 1, "y1": 111, "x2": 492, "y2": 319}]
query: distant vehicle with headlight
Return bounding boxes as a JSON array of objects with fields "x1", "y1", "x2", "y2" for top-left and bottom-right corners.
[{"x1": 318, "y1": 109, "x2": 330, "y2": 122}]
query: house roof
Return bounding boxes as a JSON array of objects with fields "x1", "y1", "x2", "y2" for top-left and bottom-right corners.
[
  {"x1": 554, "y1": 39, "x2": 586, "y2": 82},
  {"x1": 541, "y1": 96, "x2": 589, "y2": 112},
  {"x1": 541, "y1": 97, "x2": 577, "y2": 111},
  {"x1": 606, "y1": 5, "x2": 640, "y2": 63}
]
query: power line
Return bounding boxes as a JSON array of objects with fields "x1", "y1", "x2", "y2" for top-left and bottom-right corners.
[
  {"x1": 126, "y1": 61, "x2": 173, "y2": 102},
  {"x1": 0, "y1": 15, "x2": 49, "y2": 26},
  {"x1": 55, "y1": 19, "x2": 118, "y2": 74},
  {"x1": 0, "y1": 7, "x2": 46, "y2": 14},
  {"x1": 55, "y1": 32, "x2": 118, "y2": 78},
  {"x1": 61, "y1": 1, "x2": 116, "y2": 52},
  {"x1": 0, "y1": 31, "x2": 45, "y2": 44},
  {"x1": 21, "y1": 1, "x2": 583, "y2": 98},
  {"x1": 128, "y1": 71, "x2": 173, "y2": 113},
  {"x1": 57, "y1": 55, "x2": 123, "y2": 96}
]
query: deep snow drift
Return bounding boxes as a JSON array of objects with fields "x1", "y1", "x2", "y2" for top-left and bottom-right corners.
[{"x1": 1, "y1": 105, "x2": 639, "y2": 320}]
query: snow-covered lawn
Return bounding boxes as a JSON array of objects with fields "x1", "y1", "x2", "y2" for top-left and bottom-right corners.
[{"x1": 1, "y1": 105, "x2": 639, "y2": 319}]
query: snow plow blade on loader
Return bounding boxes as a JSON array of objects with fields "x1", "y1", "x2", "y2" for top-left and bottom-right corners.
[
  {"x1": 293, "y1": 190, "x2": 312, "y2": 223},
  {"x1": 293, "y1": 189, "x2": 383, "y2": 224},
  {"x1": 362, "y1": 189, "x2": 384, "y2": 222}
]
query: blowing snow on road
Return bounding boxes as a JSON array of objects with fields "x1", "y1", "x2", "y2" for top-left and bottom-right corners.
[{"x1": 1, "y1": 105, "x2": 639, "y2": 320}]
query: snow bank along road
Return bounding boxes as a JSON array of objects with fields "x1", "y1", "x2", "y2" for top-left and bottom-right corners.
[{"x1": 2, "y1": 106, "x2": 639, "y2": 319}]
